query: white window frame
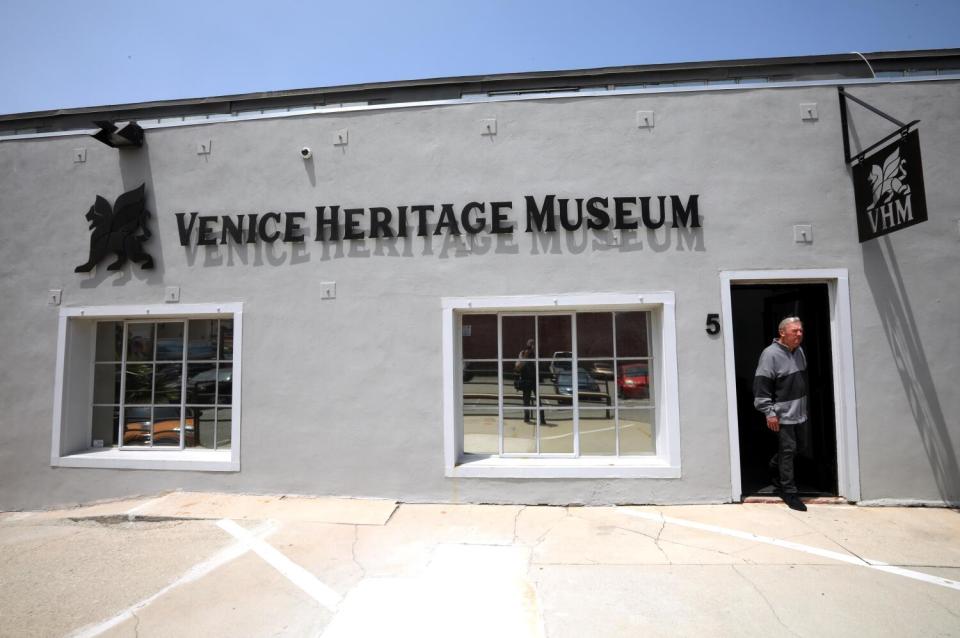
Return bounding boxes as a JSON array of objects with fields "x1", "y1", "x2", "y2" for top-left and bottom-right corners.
[
  {"x1": 442, "y1": 292, "x2": 681, "y2": 478},
  {"x1": 50, "y1": 302, "x2": 242, "y2": 472}
]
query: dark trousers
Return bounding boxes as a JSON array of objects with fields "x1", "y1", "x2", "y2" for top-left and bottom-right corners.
[
  {"x1": 522, "y1": 386, "x2": 545, "y2": 424},
  {"x1": 769, "y1": 421, "x2": 810, "y2": 494}
]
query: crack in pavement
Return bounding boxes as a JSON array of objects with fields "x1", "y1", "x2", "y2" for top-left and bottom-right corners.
[
  {"x1": 10, "y1": 527, "x2": 87, "y2": 556},
  {"x1": 823, "y1": 536, "x2": 870, "y2": 565},
  {"x1": 608, "y1": 525, "x2": 671, "y2": 564},
  {"x1": 922, "y1": 590, "x2": 960, "y2": 620},
  {"x1": 351, "y1": 525, "x2": 367, "y2": 579},
  {"x1": 528, "y1": 525, "x2": 561, "y2": 565},
  {"x1": 131, "y1": 611, "x2": 141, "y2": 638},
  {"x1": 656, "y1": 537, "x2": 741, "y2": 561},
  {"x1": 512, "y1": 505, "x2": 526, "y2": 545},
  {"x1": 732, "y1": 565, "x2": 801, "y2": 638},
  {"x1": 654, "y1": 514, "x2": 668, "y2": 561}
]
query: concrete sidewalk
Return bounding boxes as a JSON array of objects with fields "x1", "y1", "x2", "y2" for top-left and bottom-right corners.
[{"x1": 1, "y1": 493, "x2": 958, "y2": 637}]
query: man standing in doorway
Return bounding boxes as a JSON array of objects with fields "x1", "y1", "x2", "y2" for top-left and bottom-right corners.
[{"x1": 753, "y1": 316, "x2": 809, "y2": 512}]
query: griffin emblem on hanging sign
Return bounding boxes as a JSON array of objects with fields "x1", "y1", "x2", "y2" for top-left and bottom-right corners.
[
  {"x1": 867, "y1": 147, "x2": 910, "y2": 210},
  {"x1": 851, "y1": 129, "x2": 928, "y2": 243}
]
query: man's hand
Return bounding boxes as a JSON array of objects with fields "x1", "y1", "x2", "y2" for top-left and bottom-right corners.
[{"x1": 766, "y1": 415, "x2": 780, "y2": 432}]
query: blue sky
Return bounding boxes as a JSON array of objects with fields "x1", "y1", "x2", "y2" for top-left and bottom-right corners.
[{"x1": 2, "y1": 0, "x2": 958, "y2": 115}]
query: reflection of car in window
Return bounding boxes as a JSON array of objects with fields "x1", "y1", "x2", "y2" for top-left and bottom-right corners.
[
  {"x1": 552, "y1": 367, "x2": 605, "y2": 404},
  {"x1": 187, "y1": 367, "x2": 232, "y2": 403},
  {"x1": 156, "y1": 338, "x2": 217, "y2": 360},
  {"x1": 617, "y1": 363, "x2": 649, "y2": 399},
  {"x1": 589, "y1": 361, "x2": 613, "y2": 380},
  {"x1": 549, "y1": 351, "x2": 573, "y2": 378},
  {"x1": 123, "y1": 406, "x2": 196, "y2": 446}
]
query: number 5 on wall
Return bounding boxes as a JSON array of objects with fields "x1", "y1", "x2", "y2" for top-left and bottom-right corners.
[{"x1": 706, "y1": 313, "x2": 720, "y2": 335}]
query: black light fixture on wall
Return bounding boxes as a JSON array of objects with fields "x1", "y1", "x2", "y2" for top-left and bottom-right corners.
[{"x1": 91, "y1": 120, "x2": 144, "y2": 148}]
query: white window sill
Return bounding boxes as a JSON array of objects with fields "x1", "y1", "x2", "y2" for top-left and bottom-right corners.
[
  {"x1": 52, "y1": 448, "x2": 238, "y2": 472},
  {"x1": 448, "y1": 455, "x2": 680, "y2": 479}
]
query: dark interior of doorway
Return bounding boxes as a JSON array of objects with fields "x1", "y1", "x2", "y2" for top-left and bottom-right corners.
[{"x1": 731, "y1": 283, "x2": 838, "y2": 498}]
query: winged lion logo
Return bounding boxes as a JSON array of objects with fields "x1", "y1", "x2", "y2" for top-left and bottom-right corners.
[
  {"x1": 866, "y1": 146, "x2": 910, "y2": 210},
  {"x1": 74, "y1": 183, "x2": 155, "y2": 272}
]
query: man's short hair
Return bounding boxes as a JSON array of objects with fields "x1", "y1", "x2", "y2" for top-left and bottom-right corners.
[{"x1": 778, "y1": 316, "x2": 802, "y2": 332}]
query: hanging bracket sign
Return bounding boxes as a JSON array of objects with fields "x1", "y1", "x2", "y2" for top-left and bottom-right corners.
[{"x1": 839, "y1": 87, "x2": 928, "y2": 243}]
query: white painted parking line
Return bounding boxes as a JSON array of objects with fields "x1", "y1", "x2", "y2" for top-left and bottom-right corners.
[
  {"x1": 70, "y1": 520, "x2": 278, "y2": 638},
  {"x1": 124, "y1": 492, "x2": 172, "y2": 516},
  {"x1": 618, "y1": 508, "x2": 960, "y2": 592},
  {"x1": 322, "y1": 544, "x2": 543, "y2": 638},
  {"x1": 4, "y1": 512, "x2": 33, "y2": 521},
  {"x1": 217, "y1": 518, "x2": 343, "y2": 610}
]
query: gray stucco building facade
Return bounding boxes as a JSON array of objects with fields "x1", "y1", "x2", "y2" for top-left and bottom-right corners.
[{"x1": 1, "y1": 50, "x2": 957, "y2": 510}]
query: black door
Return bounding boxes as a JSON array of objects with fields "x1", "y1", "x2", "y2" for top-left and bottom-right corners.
[{"x1": 731, "y1": 283, "x2": 838, "y2": 497}]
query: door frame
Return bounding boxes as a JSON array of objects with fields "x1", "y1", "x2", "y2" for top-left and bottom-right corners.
[{"x1": 720, "y1": 269, "x2": 860, "y2": 502}]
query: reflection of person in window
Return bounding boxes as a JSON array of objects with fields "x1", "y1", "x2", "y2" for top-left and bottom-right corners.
[
  {"x1": 515, "y1": 339, "x2": 545, "y2": 424},
  {"x1": 130, "y1": 336, "x2": 148, "y2": 359}
]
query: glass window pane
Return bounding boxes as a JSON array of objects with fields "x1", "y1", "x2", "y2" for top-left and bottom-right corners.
[
  {"x1": 503, "y1": 409, "x2": 536, "y2": 453},
  {"x1": 576, "y1": 313, "x2": 613, "y2": 358},
  {"x1": 501, "y1": 315, "x2": 535, "y2": 360},
  {"x1": 93, "y1": 364, "x2": 121, "y2": 404},
  {"x1": 219, "y1": 320, "x2": 234, "y2": 361},
  {"x1": 91, "y1": 406, "x2": 119, "y2": 448},
  {"x1": 550, "y1": 366, "x2": 609, "y2": 407},
  {"x1": 615, "y1": 312, "x2": 649, "y2": 357},
  {"x1": 217, "y1": 364, "x2": 233, "y2": 404},
  {"x1": 126, "y1": 324, "x2": 155, "y2": 362},
  {"x1": 186, "y1": 363, "x2": 217, "y2": 405},
  {"x1": 122, "y1": 406, "x2": 151, "y2": 446},
  {"x1": 538, "y1": 409, "x2": 574, "y2": 454},
  {"x1": 124, "y1": 364, "x2": 153, "y2": 404},
  {"x1": 156, "y1": 323, "x2": 185, "y2": 361},
  {"x1": 619, "y1": 408, "x2": 656, "y2": 455},
  {"x1": 188, "y1": 320, "x2": 218, "y2": 360},
  {"x1": 579, "y1": 408, "x2": 616, "y2": 455},
  {"x1": 463, "y1": 371, "x2": 499, "y2": 408},
  {"x1": 582, "y1": 358, "x2": 615, "y2": 383},
  {"x1": 545, "y1": 353, "x2": 572, "y2": 387},
  {"x1": 188, "y1": 407, "x2": 216, "y2": 449},
  {"x1": 152, "y1": 406, "x2": 182, "y2": 447},
  {"x1": 502, "y1": 359, "x2": 533, "y2": 404},
  {"x1": 216, "y1": 408, "x2": 232, "y2": 449},
  {"x1": 461, "y1": 314, "x2": 497, "y2": 360},
  {"x1": 537, "y1": 315, "x2": 571, "y2": 360},
  {"x1": 537, "y1": 361, "x2": 556, "y2": 406},
  {"x1": 463, "y1": 404, "x2": 498, "y2": 455},
  {"x1": 617, "y1": 360, "x2": 652, "y2": 406},
  {"x1": 463, "y1": 361, "x2": 498, "y2": 396},
  {"x1": 95, "y1": 322, "x2": 124, "y2": 361},
  {"x1": 154, "y1": 364, "x2": 183, "y2": 404}
]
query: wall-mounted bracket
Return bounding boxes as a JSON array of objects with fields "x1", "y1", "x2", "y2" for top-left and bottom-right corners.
[
  {"x1": 838, "y1": 87, "x2": 919, "y2": 166},
  {"x1": 91, "y1": 121, "x2": 144, "y2": 148},
  {"x1": 636, "y1": 110, "x2": 654, "y2": 128},
  {"x1": 480, "y1": 119, "x2": 497, "y2": 136}
]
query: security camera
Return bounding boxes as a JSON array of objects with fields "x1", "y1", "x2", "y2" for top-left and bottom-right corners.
[{"x1": 300, "y1": 146, "x2": 312, "y2": 159}]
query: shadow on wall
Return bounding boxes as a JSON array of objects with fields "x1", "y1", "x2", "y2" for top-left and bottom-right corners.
[
  {"x1": 182, "y1": 224, "x2": 706, "y2": 267},
  {"x1": 862, "y1": 236, "x2": 959, "y2": 503}
]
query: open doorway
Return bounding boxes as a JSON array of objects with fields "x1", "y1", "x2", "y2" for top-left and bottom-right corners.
[{"x1": 730, "y1": 283, "x2": 838, "y2": 497}]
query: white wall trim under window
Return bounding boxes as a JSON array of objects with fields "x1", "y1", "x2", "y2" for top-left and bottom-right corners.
[
  {"x1": 441, "y1": 292, "x2": 681, "y2": 478},
  {"x1": 50, "y1": 302, "x2": 243, "y2": 472}
]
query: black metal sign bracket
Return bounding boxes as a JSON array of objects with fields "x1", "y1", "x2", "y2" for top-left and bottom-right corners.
[{"x1": 838, "y1": 87, "x2": 919, "y2": 166}]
